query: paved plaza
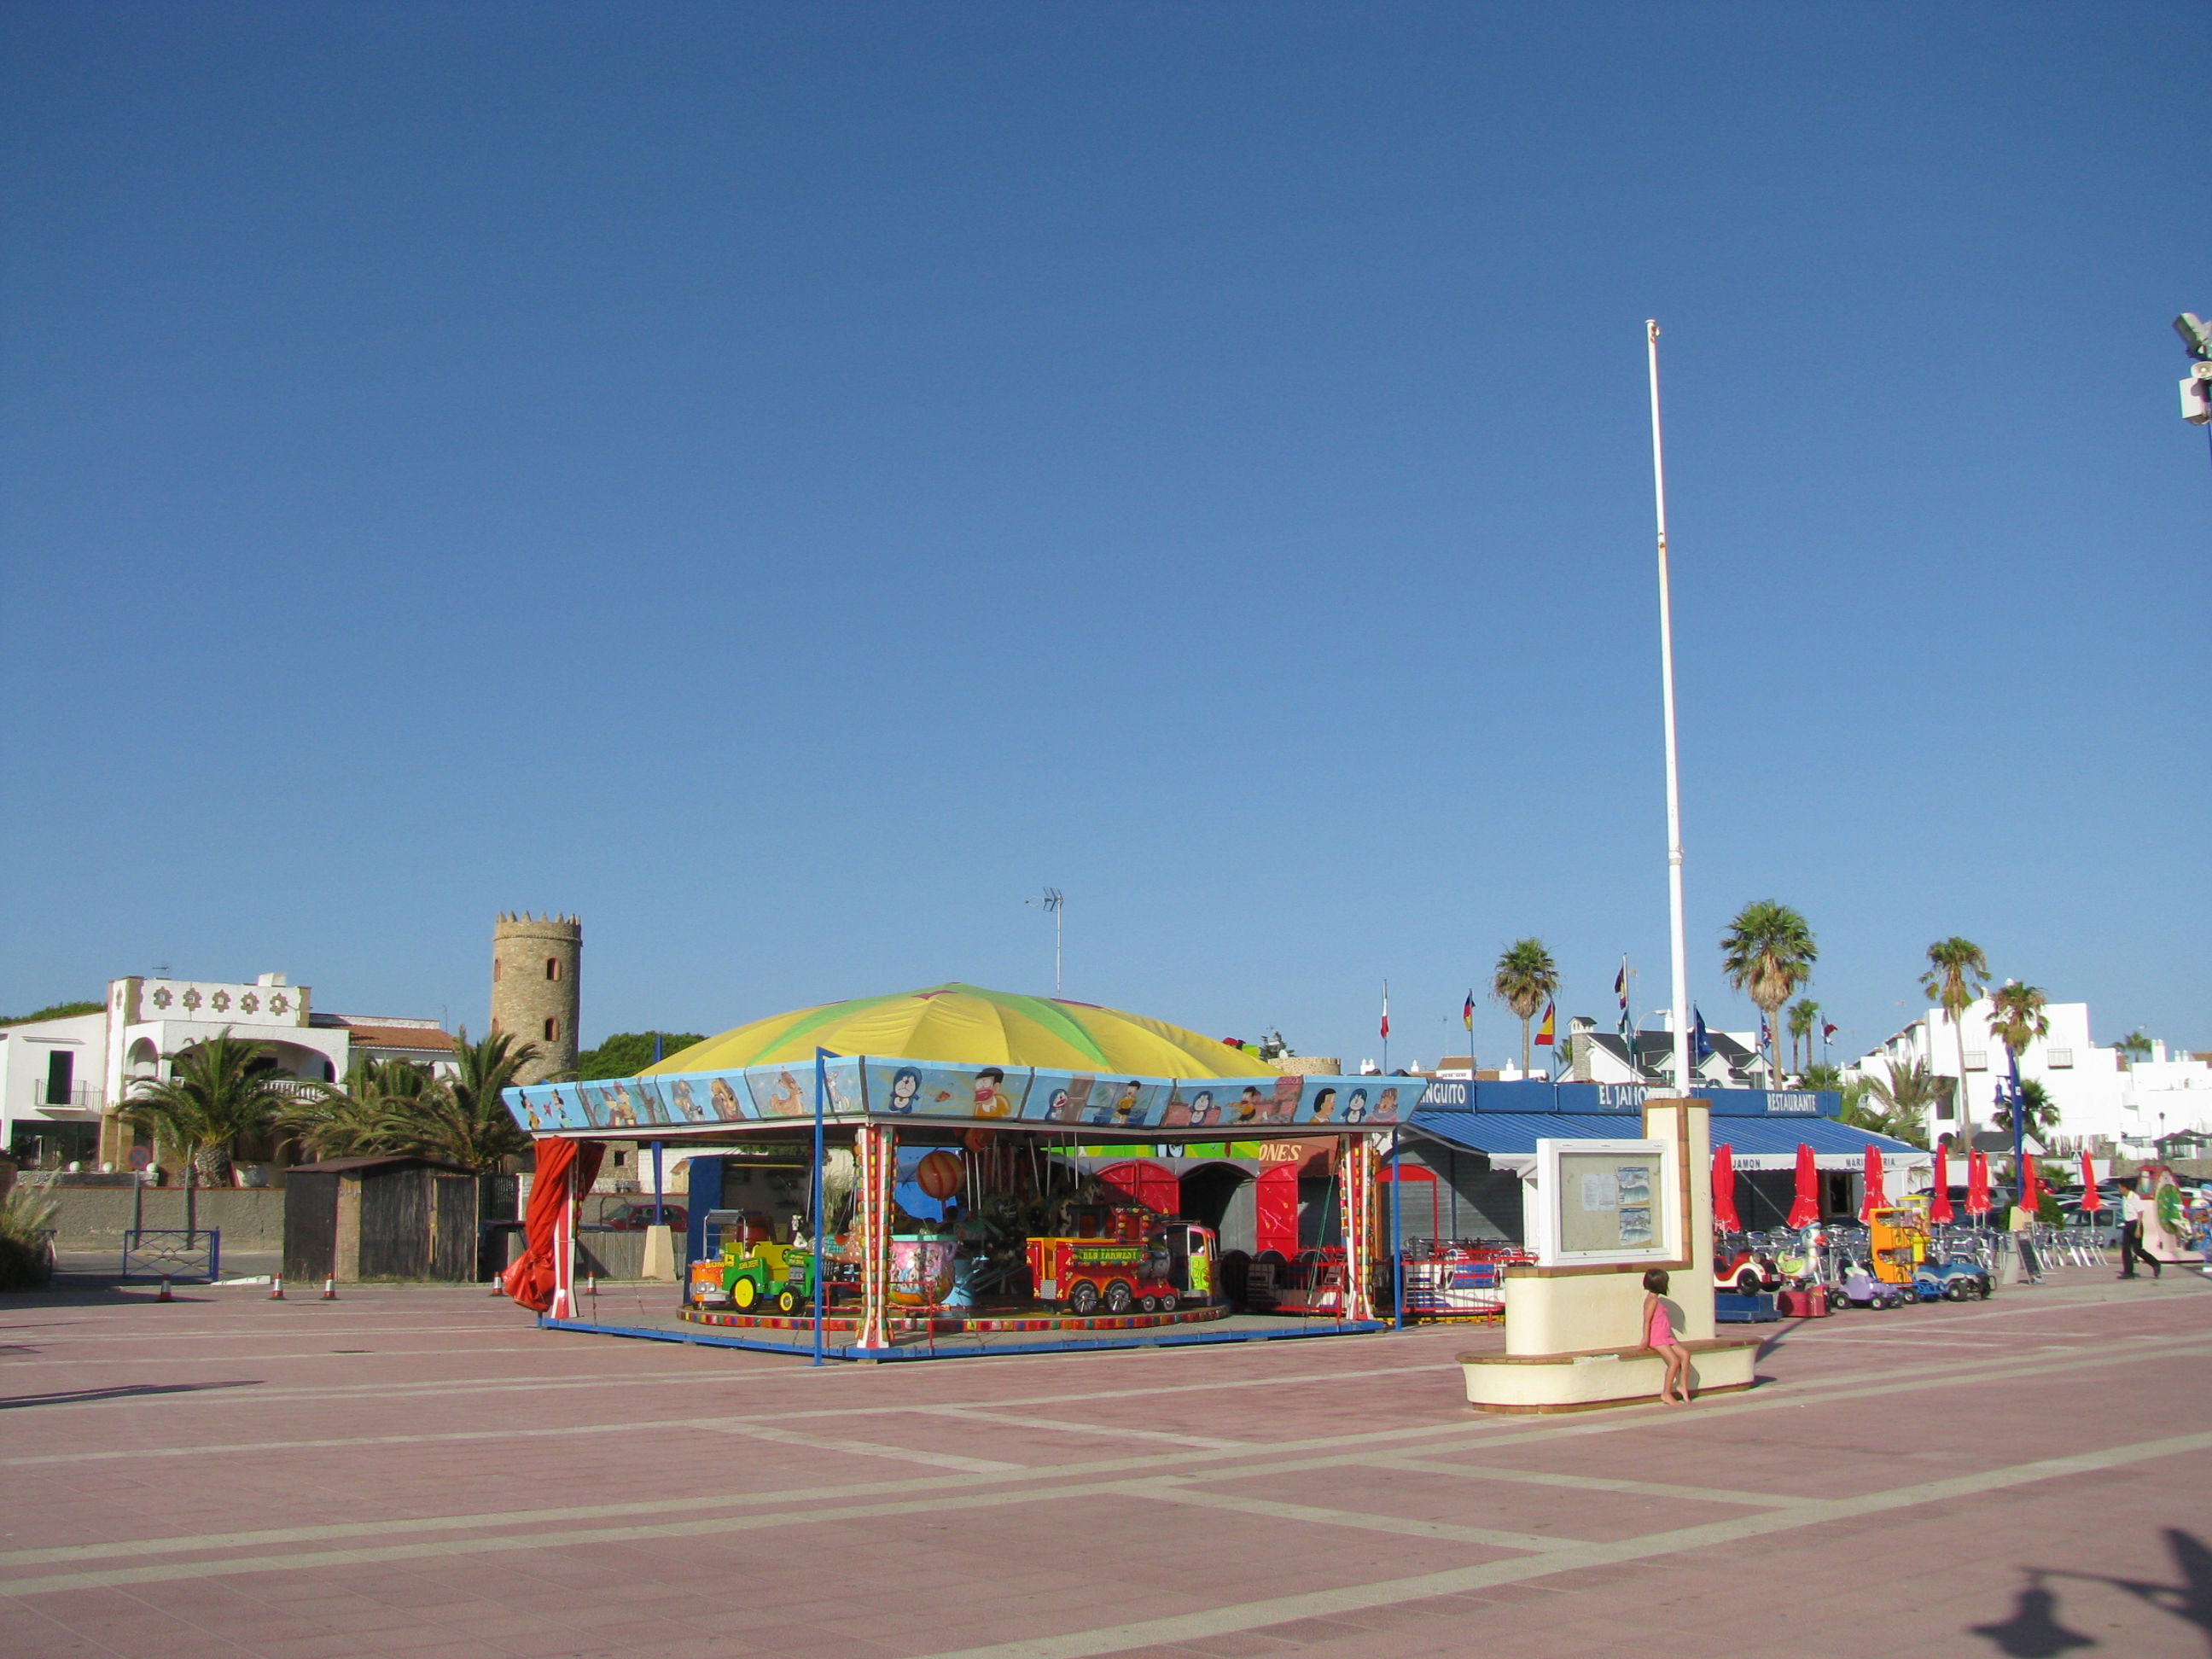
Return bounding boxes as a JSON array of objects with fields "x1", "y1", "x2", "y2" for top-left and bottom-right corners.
[{"x1": 0, "y1": 1267, "x2": 2208, "y2": 1659}]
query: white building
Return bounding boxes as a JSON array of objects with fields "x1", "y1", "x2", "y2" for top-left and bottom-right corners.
[
  {"x1": 0, "y1": 973, "x2": 456, "y2": 1172},
  {"x1": 1846, "y1": 998, "x2": 2212, "y2": 1155}
]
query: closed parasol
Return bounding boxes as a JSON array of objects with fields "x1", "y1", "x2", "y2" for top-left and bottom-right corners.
[
  {"x1": 1860, "y1": 1145, "x2": 1887, "y2": 1221},
  {"x1": 1966, "y1": 1149, "x2": 1992, "y2": 1215},
  {"x1": 1786, "y1": 1142, "x2": 1820, "y2": 1228},
  {"x1": 1712, "y1": 1144, "x2": 1742, "y2": 1233},
  {"x1": 1929, "y1": 1144, "x2": 1954, "y2": 1224},
  {"x1": 2079, "y1": 1154, "x2": 2104, "y2": 1214}
]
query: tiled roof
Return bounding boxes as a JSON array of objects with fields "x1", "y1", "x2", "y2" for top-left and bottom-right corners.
[{"x1": 338, "y1": 1022, "x2": 458, "y2": 1051}]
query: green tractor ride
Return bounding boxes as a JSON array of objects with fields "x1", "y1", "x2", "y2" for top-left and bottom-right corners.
[{"x1": 718, "y1": 1238, "x2": 816, "y2": 1315}]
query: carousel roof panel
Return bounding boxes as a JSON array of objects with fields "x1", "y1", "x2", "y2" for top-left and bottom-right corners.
[{"x1": 646, "y1": 983, "x2": 1266, "y2": 1080}]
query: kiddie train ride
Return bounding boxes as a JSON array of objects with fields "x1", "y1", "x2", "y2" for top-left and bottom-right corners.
[{"x1": 501, "y1": 984, "x2": 1401, "y2": 1352}]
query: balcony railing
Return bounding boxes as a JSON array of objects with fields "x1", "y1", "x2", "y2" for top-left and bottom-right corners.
[{"x1": 19, "y1": 1084, "x2": 103, "y2": 1115}]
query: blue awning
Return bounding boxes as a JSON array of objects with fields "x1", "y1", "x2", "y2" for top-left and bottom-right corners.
[{"x1": 1409, "y1": 1109, "x2": 1924, "y2": 1167}]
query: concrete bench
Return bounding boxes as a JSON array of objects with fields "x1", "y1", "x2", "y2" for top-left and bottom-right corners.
[{"x1": 1455, "y1": 1335, "x2": 1761, "y2": 1414}]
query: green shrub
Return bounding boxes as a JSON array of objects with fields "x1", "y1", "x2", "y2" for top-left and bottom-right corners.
[{"x1": 0, "y1": 1186, "x2": 57, "y2": 1289}]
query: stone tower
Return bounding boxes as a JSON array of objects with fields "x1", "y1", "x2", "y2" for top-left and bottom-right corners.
[{"x1": 492, "y1": 913, "x2": 580, "y2": 1085}]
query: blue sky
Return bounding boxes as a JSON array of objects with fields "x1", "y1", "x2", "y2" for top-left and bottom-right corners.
[{"x1": 4, "y1": 4, "x2": 2207, "y2": 1068}]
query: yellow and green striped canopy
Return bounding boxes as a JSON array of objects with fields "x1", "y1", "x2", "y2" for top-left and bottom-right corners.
[{"x1": 645, "y1": 983, "x2": 1259, "y2": 1079}]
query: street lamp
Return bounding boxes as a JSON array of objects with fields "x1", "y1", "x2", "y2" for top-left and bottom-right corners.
[{"x1": 1026, "y1": 888, "x2": 1064, "y2": 993}]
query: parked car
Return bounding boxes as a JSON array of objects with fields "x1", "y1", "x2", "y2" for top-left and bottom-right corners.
[{"x1": 597, "y1": 1201, "x2": 688, "y2": 1231}]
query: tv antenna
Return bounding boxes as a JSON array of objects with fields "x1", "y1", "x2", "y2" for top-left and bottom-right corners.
[{"x1": 1026, "y1": 888, "x2": 1064, "y2": 992}]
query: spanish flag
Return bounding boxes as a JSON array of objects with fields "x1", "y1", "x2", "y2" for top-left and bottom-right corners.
[{"x1": 1534, "y1": 1001, "x2": 1557, "y2": 1046}]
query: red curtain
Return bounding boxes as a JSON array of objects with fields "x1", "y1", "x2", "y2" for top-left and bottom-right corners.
[
  {"x1": 504, "y1": 1138, "x2": 605, "y2": 1313},
  {"x1": 1711, "y1": 1144, "x2": 1742, "y2": 1233},
  {"x1": 1929, "y1": 1144, "x2": 1954, "y2": 1224},
  {"x1": 1786, "y1": 1143, "x2": 1819, "y2": 1228}
]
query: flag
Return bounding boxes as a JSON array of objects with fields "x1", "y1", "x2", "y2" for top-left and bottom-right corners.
[
  {"x1": 1691, "y1": 1006, "x2": 1712, "y2": 1063},
  {"x1": 1615, "y1": 958, "x2": 1631, "y2": 1037},
  {"x1": 1822, "y1": 1021, "x2": 1838, "y2": 1045},
  {"x1": 1534, "y1": 1002, "x2": 1556, "y2": 1046},
  {"x1": 1379, "y1": 985, "x2": 1390, "y2": 1041},
  {"x1": 1462, "y1": 991, "x2": 1475, "y2": 1033}
]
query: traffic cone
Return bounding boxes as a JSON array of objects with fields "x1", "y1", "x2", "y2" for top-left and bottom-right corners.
[
  {"x1": 585, "y1": 1273, "x2": 597, "y2": 1298},
  {"x1": 270, "y1": 1276, "x2": 284, "y2": 1300},
  {"x1": 157, "y1": 1277, "x2": 172, "y2": 1302},
  {"x1": 320, "y1": 1278, "x2": 336, "y2": 1301}
]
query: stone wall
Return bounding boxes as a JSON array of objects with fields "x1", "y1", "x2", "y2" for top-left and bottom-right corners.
[{"x1": 43, "y1": 1186, "x2": 288, "y2": 1249}]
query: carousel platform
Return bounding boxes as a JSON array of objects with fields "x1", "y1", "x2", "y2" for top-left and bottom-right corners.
[
  {"x1": 538, "y1": 1298, "x2": 1385, "y2": 1360},
  {"x1": 678, "y1": 1301, "x2": 1231, "y2": 1336}
]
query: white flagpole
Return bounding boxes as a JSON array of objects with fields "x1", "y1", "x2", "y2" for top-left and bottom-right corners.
[{"x1": 1647, "y1": 320, "x2": 1692, "y2": 1100}]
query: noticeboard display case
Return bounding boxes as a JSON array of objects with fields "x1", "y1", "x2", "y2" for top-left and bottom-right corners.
[{"x1": 1526, "y1": 1137, "x2": 1679, "y2": 1267}]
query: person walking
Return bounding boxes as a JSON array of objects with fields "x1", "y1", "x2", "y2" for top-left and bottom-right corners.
[
  {"x1": 1641, "y1": 1269, "x2": 1692, "y2": 1406},
  {"x1": 2117, "y1": 1183, "x2": 2163, "y2": 1280}
]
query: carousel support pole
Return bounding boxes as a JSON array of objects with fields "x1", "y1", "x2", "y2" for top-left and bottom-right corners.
[
  {"x1": 552, "y1": 1150, "x2": 579, "y2": 1320},
  {"x1": 1389, "y1": 1127, "x2": 1405, "y2": 1330},
  {"x1": 853, "y1": 1122, "x2": 894, "y2": 1352},
  {"x1": 812, "y1": 1049, "x2": 830, "y2": 1366}
]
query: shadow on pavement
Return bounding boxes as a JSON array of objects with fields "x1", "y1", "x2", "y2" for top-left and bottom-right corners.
[
  {"x1": 0, "y1": 1379, "x2": 263, "y2": 1410},
  {"x1": 1974, "y1": 1531, "x2": 2212, "y2": 1655}
]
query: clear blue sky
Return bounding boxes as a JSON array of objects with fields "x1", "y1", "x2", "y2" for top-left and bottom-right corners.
[{"x1": 4, "y1": 4, "x2": 2207, "y2": 1068}]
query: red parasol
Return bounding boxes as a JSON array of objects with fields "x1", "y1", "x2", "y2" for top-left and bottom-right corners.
[
  {"x1": 2018, "y1": 1155, "x2": 2043, "y2": 1217},
  {"x1": 1860, "y1": 1146, "x2": 1888, "y2": 1222},
  {"x1": 1712, "y1": 1144, "x2": 1742, "y2": 1233},
  {"x1": 1965, "y1": 1149, "x2": 1991, "y2": 1215},
  {"x1": 1786, "y1": 1142, "x2": 1820, "y2": 1228},
  {"x1": 1929, "y1": 1144, "x2": 1954, "y2": 1224},
  {"x1": 2079, "y1": 1154, "x2": 2104, "y2": 1213}
]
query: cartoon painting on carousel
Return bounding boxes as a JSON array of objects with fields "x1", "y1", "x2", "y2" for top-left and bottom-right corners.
[{"x1": 867, "y1": 1061, "x2": 1035, "y2": 1121}]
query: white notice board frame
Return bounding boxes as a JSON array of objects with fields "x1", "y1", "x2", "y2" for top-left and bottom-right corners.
[{"x1": 1527, "y1": 1136, "x2": 1679, "y2": 1268}]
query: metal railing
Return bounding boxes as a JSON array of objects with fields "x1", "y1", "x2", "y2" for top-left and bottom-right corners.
[{"x1": 18, "y1": 1084, "x2": 103, "y2": 1114}]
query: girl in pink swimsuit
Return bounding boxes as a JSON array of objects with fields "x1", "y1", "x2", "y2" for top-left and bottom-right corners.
[{"x1": 1642, "y1": 1269, "x2": 1692, "y2": 1405}]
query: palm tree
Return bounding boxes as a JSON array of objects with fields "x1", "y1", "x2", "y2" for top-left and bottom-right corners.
[
  {"x1": 282, "y1": 1057, "x2": 437, "y2": 1161},
  {"x1": 1787, "y1": 998, "x2": 1820, "y2": 1076},
  {"x1": 2114, "y1": 1030, "x2": 2153, "y2": 1070},
  {"x1": 1988, "y1": 979, "x2": 2049, "y2": 1091},
  {"x1": 1490, "y1": 939, "x2": 1559, "y2": 1075},
  {"x1": 1919, "y1": 938, "x2": 1989, "y2": 1142},
  {"x1": 1719, "y1": 902, "x2": 1817, "y2": 1088},
  {"x1": 1861, "y1": 1056, "x2": 1952, "y2": 1147},
  {"x1": 1993, "y1": 1078, "x2": 2061, "y2": 1140},
  {"x1": 406, "y1": 1027, "x2": 541, "y2": 1172},
  {"x1": 122, "y1": 1030, "x2": 296, "y2": 1231}
]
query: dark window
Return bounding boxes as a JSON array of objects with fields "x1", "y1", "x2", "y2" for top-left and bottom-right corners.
[
  {"x1": 545, "y1": 958, "x2": 561, "y2": 981},
  {"x1": 44, "y1": 1050, "x2": 73, "y2": 1106},
  {"x1": 493, "y1": 959, "x2": 503, "y2": 982},
  {"x1": 543, "y1": 1017, "x2": 559, "y2": 1041}
]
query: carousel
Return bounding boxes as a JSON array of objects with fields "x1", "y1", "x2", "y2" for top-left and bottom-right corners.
[{"x1": 499, "y1": 984, "x2": 1405, "y2": 1359}]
